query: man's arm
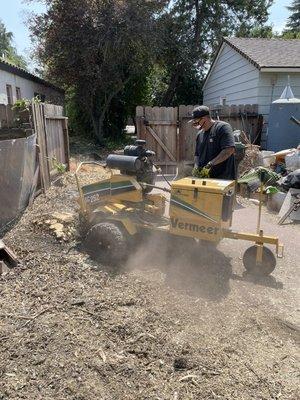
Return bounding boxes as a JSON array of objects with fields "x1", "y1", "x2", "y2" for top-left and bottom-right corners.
[
  {"x1": 207, "y1": 123, "x2": 235, "y2": 167},
  {"x1": 210, "y1": 147, "x2": 235, "y2": 166},
  {"x1": 194, "y1": 132, "x2": 201, "y2": 167}
]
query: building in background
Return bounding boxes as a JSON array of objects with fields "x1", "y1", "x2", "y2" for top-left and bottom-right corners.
[
  {"x1": 202, "y1": 38, "x2": 300, "y2": 147},
  {"x1": 0, "y1": 60, "x2": 64, "y2": 105}
]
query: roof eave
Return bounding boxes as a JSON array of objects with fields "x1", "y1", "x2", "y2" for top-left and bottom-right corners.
[
  {"x1": 203, "y1": 37, "x2": 262, "y2": 90},
  {"x1": 260, "y1": 67, "x2": 300, "y2": 72},
  {"x1": 223, "y1": 37, "x2": 261, "y2": 70},
  {"x1": 0, "y1": 60, "x2": 65, "y2": 94}
]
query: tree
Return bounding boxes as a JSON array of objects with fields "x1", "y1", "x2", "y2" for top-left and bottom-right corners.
[
  {"x1": 0, "y1": 19, "x2": 27, "y2": 68},
  {"x1": 0, "y1": 20, "x2": 13, "y2": 53},
  {"x1": 28, "y1": 0, "x2": 168, "y2": 143},
  {"x1": 284, "y1": 0, "x2": 300, "y2": 35},
  {"x1": 28, "y1": 0, "x2": 274, "y2": 142},
  {"x1": 237, "y1": 25, "x2": 274, "y2": 38},
  {"x1": 152, "y1": 0, "x2": 274, "y2": 106}
]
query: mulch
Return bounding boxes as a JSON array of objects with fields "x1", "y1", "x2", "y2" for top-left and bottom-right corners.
[{"x1": 0, "y1": 171, "x2": 299, "y2": 400}]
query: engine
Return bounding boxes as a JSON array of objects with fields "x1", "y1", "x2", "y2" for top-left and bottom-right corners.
[{"x1": 106, "y1": 140, "x2": 157, "y2": 191}]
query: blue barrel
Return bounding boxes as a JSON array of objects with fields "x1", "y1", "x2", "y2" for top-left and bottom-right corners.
[{"x1": 267, "y1": 97, "x2": 300, "y2": 151}]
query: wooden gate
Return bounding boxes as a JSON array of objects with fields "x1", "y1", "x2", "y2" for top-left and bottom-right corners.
[
  {"x1": 136, "y1": 106, "x2": 180, "y2": 173},
  {"x1": 136, "y1": 105, "x2": 196, "y2": 173}
]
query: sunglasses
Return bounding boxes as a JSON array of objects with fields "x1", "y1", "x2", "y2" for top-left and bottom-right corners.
[{"x1": 192, "y1": 117, "x2": 205, "y2": 126}]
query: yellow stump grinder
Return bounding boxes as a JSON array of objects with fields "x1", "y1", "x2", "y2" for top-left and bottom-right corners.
[{"x1": 76, "y1": 140, "x2": 283, "y2": 275}]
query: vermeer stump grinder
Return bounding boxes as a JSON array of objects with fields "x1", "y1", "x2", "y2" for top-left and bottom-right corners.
[{"x1": 76, "y1": 140, "x2": 283, "y2": 276}]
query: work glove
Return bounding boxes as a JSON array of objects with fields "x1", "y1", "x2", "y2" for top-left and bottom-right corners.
[{"x1": 204, "y1": 161, "x2": 213, "y2": 170}]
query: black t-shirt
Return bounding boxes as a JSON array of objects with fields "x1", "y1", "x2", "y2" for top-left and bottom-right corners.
[{"x1": 195, "y1": 121, "x2": 236, "y2": 179}]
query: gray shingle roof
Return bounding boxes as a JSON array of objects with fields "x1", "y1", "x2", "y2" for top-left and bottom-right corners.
[{"x1": 224, "y1": 37, "x2": 300, "y2": 69}]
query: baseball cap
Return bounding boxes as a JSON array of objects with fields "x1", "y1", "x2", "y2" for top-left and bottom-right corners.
[{"x1": 188, "y1": 105, "x2": 210, "y2": 123}]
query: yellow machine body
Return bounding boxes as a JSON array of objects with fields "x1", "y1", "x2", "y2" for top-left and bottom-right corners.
[
  {"x1": 169, "y1": 178, "x2": 235, "y2": 242},
  {"x1": 78, "y1": 173, "x2": 143, "y2": 214}
]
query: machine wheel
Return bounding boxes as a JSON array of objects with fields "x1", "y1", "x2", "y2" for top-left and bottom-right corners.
[
  {"x1": 84, "y1": 222, "x2": 128, "y2": 265},
  {"x1": 243, "y1": 245, "x2": 276, "y2": 276}
]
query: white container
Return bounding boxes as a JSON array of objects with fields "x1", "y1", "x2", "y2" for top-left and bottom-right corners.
[
  {"x1": 285, "y1": 150, "x2": 300, "y2": 171},
  {"x1": 258, "y1": 151, "x2": 276, "y2": 167}
]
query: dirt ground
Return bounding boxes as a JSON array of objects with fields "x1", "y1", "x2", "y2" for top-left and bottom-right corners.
[{"x1": 0, "y1": 165, "x2": 299, "y2": 400}]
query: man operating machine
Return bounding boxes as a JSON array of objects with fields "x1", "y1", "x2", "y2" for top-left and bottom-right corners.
[{"x1": 190, "y1": 105, "x2": 236, "y2": 180}]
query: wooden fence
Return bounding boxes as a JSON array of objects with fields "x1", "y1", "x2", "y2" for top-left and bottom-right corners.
[
  {"x1": 31, "y1": 103, "x2": 70, "y2": 191},
  {"x1": 0, "y1": 102, "x2": 69, "y2": 202},
  {"x1": 0, "y1": 102, "x2": 69, "y2": 229},
  {"x1": 136, "y1": 104, "x2": 261, "y2": 172}
]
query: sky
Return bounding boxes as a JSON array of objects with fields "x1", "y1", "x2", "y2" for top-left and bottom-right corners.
[{"x1": 0, "y1": 0, "x2": 294, "y2": 70}]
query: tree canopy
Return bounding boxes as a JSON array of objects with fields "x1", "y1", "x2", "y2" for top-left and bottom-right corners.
[
  {"x1": 283, "y1": 0, "x2": 300, "y2": 37},
  {"x1": 0, "y1": 19, "x2": 27, "y2": 68},
  {"x1": 28, "y1": 0, "x2": 274, "y2": 142}
]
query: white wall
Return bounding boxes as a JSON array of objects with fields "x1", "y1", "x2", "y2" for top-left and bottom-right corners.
[
  {"x1": 257, "y1": 72, "x2": 300, "y2": 119},
  {"x1": 203, "y1": 43, "x2": 260, "y2": 106},
  {"x1": 0, "y1": 69, "x2": 64, "y2": 105}
]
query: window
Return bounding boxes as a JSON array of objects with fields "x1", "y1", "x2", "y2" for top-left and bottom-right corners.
[
  {"x1": 16, "y1": 87, "x2": 21, "y2": 100},
  {"x1": 6, "y1": 84, "x2": 13, "y2": 105}
]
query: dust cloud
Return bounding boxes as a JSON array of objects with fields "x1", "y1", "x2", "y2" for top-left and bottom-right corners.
[{"x1": 124, "y1": 231, "x2": 232, "y2": 301}]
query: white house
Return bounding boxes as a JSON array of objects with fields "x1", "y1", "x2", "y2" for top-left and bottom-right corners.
[
  {"x1": 0, "y1": 59, "x2": 64, "y2": 105},
  {"x1": 203, "y1": 38, "x2": 300, "y2": 122}
]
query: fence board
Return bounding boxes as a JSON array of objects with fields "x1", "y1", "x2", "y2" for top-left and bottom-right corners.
[
  {"x1": 178, "y1": 104, "x2": 200, "y2": 161},
  {"x1": 0, "y1": 104, "x2": 7, "y2": 128},
  {"x1": 62, "y1": 118, "x2": 70, "y2": 170},
  {"x1": 143, "y1": 106, "x2": 178, "y2": 163},
  {"x1": 32, "y1": 103, "x2": 50, "y2": 190},
  {"x1": 0, "y1": 104, "x2": 15, "y2": 128}
]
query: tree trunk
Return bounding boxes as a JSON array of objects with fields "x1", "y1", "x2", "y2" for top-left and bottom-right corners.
[
  {"x1": 93, "y1": 80, "x2": 130, "y2": 143},
  {"x1": 161, "y1": 69, "x2": 180, "y2": 106}
]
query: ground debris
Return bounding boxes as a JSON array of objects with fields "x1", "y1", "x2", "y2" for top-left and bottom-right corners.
[{"x1": 0, "y1": 168, "x2": 299, "y2": 400}]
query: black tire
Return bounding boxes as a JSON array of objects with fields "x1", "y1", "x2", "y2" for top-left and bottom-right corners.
[
  {"x1": 243, "y1": 245, "x2": 276, "y2": 276},
  {"x1": 84, "y1": 222, "x2": 128, "y2": 265}
]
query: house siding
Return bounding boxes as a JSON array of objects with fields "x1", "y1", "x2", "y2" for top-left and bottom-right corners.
[
  {"x1": 203, "y1": 43, "x2": 260, "y2": 106},
  {"x1": 257, "y1": 72, "x2": 300, "y2": 119},
  {"x1": 0, "y1": 69, "x2": 64, "y2": 105}
]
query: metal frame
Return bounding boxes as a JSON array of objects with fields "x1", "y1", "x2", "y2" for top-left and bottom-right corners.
[{"x1": 223, "y1": 230, "x2": 284, "y2": 260}]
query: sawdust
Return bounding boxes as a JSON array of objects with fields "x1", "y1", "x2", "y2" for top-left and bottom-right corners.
[{"x1": 0, "y1": 170, "x2": 299, "y2": 400}]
